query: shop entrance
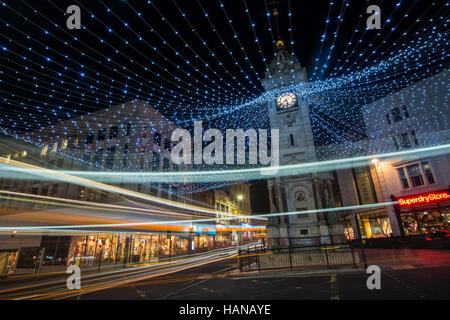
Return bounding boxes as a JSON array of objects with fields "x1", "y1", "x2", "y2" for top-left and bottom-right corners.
[{"x1": 0, "y1": 250, "x2": 18, "y2": 274}]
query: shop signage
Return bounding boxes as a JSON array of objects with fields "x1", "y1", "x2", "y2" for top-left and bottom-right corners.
[
  {"x1": 398, "y1": 191, "x2": 450, "y2": 206},
  {"x1": 241, "y1": 222, "x2": 251, "y2": 229},
  {"x1": 353, "y1": 166, "x2": 377, "y2": 205},
  {"x1": 192, "y1": 224, "x2": 216, "y2": 235}
]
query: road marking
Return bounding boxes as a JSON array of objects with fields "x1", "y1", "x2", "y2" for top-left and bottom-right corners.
[
  {"x1": 329, "y1": 274, "x2": 340, "y2": 300},
  {"x1": 158, "y1": 265, "x2": 233, "y2": 300}
]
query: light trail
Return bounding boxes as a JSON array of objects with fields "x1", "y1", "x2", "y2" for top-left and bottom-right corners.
[
  {"x1": 0, "y1": 201, "x2": 394, "y2": 232},
  {"x1": 0, "y1": 157, "x2": 266, "y2": 221},
  {"x1": 2, "y1": 144, "x2": 449, "y2": 183},
  {"x1": 0, "y1": 190, "x2": 207, "y2": 218}
]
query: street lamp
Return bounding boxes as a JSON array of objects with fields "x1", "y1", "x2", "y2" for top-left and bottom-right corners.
[{"x1": 237, "y1": 194, "x2": 243, "y2": 201}]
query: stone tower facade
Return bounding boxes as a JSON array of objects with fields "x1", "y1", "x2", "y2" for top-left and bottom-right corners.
[{"x1": 261, "y1": 44, "x2": 345, "y2": 248}]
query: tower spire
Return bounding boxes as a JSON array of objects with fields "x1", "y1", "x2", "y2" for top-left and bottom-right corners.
[{"x1": 269, "y1": 0, "x2": 285, "y2": 51}]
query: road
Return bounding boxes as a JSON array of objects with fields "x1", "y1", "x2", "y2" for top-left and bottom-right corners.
[
  {"x1": 0, "y1": 244, "x2": 259, "y2": 300},
  {"x1": 70, "y1": 248, "x2": 450, "y2": 300},
  {"x1": 1, "y1": 247, "x2": 449, "y2": 300}
]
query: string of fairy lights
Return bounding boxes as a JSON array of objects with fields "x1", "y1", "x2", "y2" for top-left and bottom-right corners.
[{"x1": 0, "y1": 0, "x2": 449, "y2": 197}]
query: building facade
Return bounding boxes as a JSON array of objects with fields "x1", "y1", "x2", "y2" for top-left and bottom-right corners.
[
  {"x1": 0, "y1": 98, "x2": 263, "y2": 274},
  {"x1": 333, "y1": 69, "x2": 450, "y2": 240}
]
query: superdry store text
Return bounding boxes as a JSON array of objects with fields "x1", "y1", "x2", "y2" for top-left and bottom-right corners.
[{"x1": 393, "y1": 189, "x2": 450, "y2": 236}]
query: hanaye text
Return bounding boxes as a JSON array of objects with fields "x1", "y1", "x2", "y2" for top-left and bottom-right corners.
[{"x1": 179, "y1": 304, "x2": 271, "y2": 317}]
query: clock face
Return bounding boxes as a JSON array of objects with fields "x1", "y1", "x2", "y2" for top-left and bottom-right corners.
[{"x1": 276, "y1": 93, "x2": 297, "y2": 109}]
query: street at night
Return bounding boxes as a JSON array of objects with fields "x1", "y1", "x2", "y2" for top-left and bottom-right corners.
[
  {"x1": 58, "y1": 248, "x2": 450, "y2": 300},
  {"x1": 0, "y1": 0, "x2": 449, "y2": 314}
]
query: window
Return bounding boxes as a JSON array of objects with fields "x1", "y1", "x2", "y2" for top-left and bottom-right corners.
[
  {"x1": 139, "y1": 147, "x2": 145, "y2": 170},
  {"x1": 410, "y1": 130, "x2": 419, "y2": 146},
  {"x1": 126, "y1": 122, "x2": 131, "y2": 136},
  {"x1": 83, "y1": 151, "x2": 91, "y2": 163},
  {"x1": 71, "y1": 135, "x2": 79, "y2": 148},
  {"x1": 421, "y1": 161, "x2": 435, "y2": 184},
  {"x1": 97, "y1": 129, "x2": 106, "y2": 141},
  {"x1": 78, "y1": 187, "x2": 85, "y2": 200},
  {"x1": 289, "y1": 134, "x2": 295, "y2": 146},
  {"x1": 50, "y1": 184, "x2": 59, "y2": 197},
  {"x1": 93, "y1": 149, "x2": 103, "y2": 167},
  {"x1": 391, "y1": 107, "x2": 403, "y2": 122},
  {"x1": 397, "y1": 161, "x2": 436, "y2": 189},
  {"x1": 164, "y1": 138, "x2": 171, "y2": 151},
  {"x1": 152, "y1": 153, "x2": 160, "y2": 170},
  {"x1": 402, "y1": 105, "x2": 410, "y2": 118},
  {"x1": 105, "y1": 147, "x2": 116, "y2": 169},
  {"x1": 143, "y1": 126, "x2": 147, "y2": 139},
  {"x1": 41, "y1": 185, "x2": 49, "y2": 196},
  {"x1": 392, "y1": 136, "x2": 399, "y2": 150},
  {"x1": 406, "y1": 164, "x2": 424, "y2": 187},
  {"x1": 109, "y1": 126, "x2": 119, "y2": 139},
  {"x1": 385, "y1": 113, "x2": 391, "y2": 125},
  {"x1": 122, "y1": 144, "x2": 129, "y2": 168},
  {"x1": 85, "y1": 133, "x2": 94, "y2": 144},
  {"x1": 397, "y1": 168, "x2": 409, "y2": 189},
  {"x1": 399, "y1": 133, "x2": 411, "y2": 149},
  {"x1": 154, "y1": 132, "x2": 161, "y2": 145},
  {"x1": 163, "y1": 157, "x2": 171, "y2": 172}
]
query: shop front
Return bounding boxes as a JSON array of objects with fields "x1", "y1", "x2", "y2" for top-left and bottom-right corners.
[
  {"x1": 67, "y1": 232, "x2": 195, "y2": 266},
  {"x1": 341, "y1": 209, "x2": 393, "y2": 240},
  {"x1": 0, "y1": 250, "x2": 18, "y2": 274},
  {"x1": 191, "y1": 224, "x2": 216, "y2": 252},
  {"x1": 393, "y1": 190, "x2": 450, "y2": 236}
]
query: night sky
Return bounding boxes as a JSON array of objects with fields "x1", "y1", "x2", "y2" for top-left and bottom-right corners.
[{"x1": 1, "y1": 1, "x2": 445, "y2": 140}]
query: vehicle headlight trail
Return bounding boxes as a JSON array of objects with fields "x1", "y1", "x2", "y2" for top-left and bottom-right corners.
[
  {"x1": 0, "y1": 156, "x2": 266, "y2": 221},
  {"x1": 0, "y1": 201, "x2": 395, "y2": 232}
]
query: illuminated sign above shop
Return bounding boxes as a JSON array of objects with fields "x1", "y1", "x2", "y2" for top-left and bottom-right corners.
[
  {"x1": 192, "y1": 224, "x2": 216, "y2": 235},
  {"x1": 398, "y1": 192, "x2": 450, "y2": 206}
]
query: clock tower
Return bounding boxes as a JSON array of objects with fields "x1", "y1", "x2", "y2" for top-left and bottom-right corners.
[{"x1": 261, "y1": 39, "x2": 345, "y2": 248}]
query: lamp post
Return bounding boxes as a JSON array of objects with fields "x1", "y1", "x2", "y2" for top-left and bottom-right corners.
[{"x1": 237, "y1": 194, "x2": 244, "y2": 244}]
